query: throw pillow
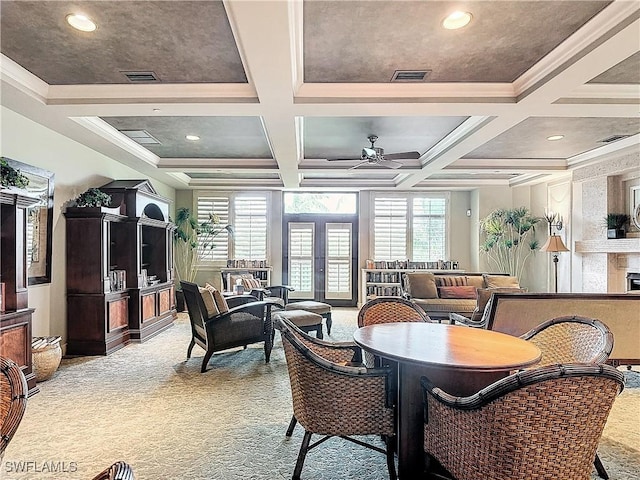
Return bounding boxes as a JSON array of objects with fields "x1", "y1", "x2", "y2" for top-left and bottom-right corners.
[
  {"x1": 242, "y1": 277, "x2": 262, "y2": 290},
  {"x1": 404, "y1": 272, "x2": 438, "y2": 299},
  {"x1": 205, "y1": 283, "x2": 229, "y2": 314},
  {"x1": 483, "y1": 274, "x2": 520, "y2": 288},
  {"x1": 437, "y1": 285, "x2": 477, "y2": 299},
  {"x1": 199, "y1": 286, "x2": 219, "y2": 317},
  {"x1": 435, "y1": 276, "x2": 468, "y2": 287}
]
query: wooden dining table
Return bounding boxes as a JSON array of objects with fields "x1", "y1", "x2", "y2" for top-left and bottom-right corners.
[{"x1": 353, "y1": 322, "x2": 541, "y2": 479}]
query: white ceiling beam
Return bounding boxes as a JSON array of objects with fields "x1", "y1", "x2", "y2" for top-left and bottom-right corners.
[{"x1": 224, "y1": 0, "x2": 300, "y2": 188}]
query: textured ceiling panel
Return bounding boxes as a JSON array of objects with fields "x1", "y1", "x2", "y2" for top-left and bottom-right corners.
[
  {"x1": 589, "y1": 52, "x2": 640, "y2": 84},
  {"x1": 304, "y1": 1, "x2": 611, "y2": 83},
  {"x1": 464, "y1": 117, "x2": 640, "y2": 159},
  {"x1": 102, "y1": 117, "x2": 271, "y2": 158},
  {"x1": 0, "y1": 1, "x2": 246, "y2": 84},
  {"x1": 304, "y1": 116, "x2": 467, "y2": 160}
]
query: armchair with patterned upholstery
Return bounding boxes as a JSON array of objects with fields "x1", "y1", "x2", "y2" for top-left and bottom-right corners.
[
  {"x1": 421, "y1": 364, "x2": 624, "y2": 480},
  {"x1": 276, "y1": 315, "x2": 397, "y2": 480},
  {"x1": 181, "y1": 281, "x2": 274, "y2": 372}
]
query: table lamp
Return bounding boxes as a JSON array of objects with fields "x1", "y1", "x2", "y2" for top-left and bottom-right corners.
[{"x1": 540, "y1": 234, "x2": 569, "y2": 293}]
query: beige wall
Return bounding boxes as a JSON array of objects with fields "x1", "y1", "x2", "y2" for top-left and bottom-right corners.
[{"x1": 1, "y1": 106, "x2": 176, "y2": 341}]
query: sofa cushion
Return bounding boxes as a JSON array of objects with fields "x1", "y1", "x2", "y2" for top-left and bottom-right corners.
[
  {"x1": 483, "y1": 274, "x2": 520, "y2": 288},
  {"x1": 413, "y1": 298, "x2": 476, "y2": 315},
  {"x1": 466, "y1": 276, "x2": 485, "y2": 288},
  {"x1": 437, "y1": 285, "x2": 477, "y2": 299},
  {"x1": 404, "y1": 272, "x2": 438, "y2": 299},
  {"x1": 435, "y1": 275, "x2": 468, "y2": 287}
]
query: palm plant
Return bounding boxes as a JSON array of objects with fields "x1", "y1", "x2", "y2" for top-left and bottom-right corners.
[
  {"x1": 173, "y1": 207, "x2": 233, "y2": 287},
  {"x1": 480, "y1": 207, "x2": 541, "y2": 279}
]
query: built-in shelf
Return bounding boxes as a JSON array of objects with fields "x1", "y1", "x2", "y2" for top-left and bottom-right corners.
[{"x1": 574, "y1": 238, "x2": 640, "y2": 254}]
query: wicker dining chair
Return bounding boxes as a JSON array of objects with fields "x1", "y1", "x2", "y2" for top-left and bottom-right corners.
[
  {"x1": 276, "y1": 315, "x2": 397, "y2": 480},
  {"x1": 520, "y1": 315, "x2": 614, "y2": 479},
  {"x1": 91, "y1": 461, "x2": 135, "y2": 480},
  {"x1": 358, "y1": 296, "x2": 431, "y2": 327},
  {"x1": 276, "y1": 315, "x2": 364, "y2": 437},
  {"x1": 421, "y1": 363, "x2": 624, "y2": 480},
  {"x1": 0, "y1": 356, "x2": 28, "y2": 459}
]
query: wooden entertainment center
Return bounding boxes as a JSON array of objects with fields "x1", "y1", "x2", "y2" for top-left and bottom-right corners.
[{"x1": 65, "y1": 180, "x2": 176, "y2": 356}]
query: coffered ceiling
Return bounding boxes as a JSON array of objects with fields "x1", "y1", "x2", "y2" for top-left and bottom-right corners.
[{"x1": 1, "y1": 0, "x2": 638, "y2": 191}]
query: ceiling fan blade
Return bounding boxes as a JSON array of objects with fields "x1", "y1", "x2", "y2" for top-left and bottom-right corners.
[
  {"x1": 349, "y1": 160, "x2": 371, "y2": 170},
  {"x1": 383, "y1": 151, "x2": 421, "y2": 160},
  {"x1": 326, "y1": 156, "x2": 362, "y2": 161},
  {"x1": 378, "y1": 159, "x2": 403, "y2": 169}
]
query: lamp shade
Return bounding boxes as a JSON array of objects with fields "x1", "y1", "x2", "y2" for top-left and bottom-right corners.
[{"x1": 540, "y1": 234, "x2": 569, "y2": 253}]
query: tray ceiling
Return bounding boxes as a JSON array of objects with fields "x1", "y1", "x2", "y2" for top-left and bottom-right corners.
[{"x1": 1, "y1": 0, "x2": 638, "y2": 191}]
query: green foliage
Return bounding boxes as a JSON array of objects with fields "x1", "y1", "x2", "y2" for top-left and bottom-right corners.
[
  {"x1": 0, "y1": 158, "x2": 30, "y2": 189},
  {"x1": 604, "y1": 213, "x2": 630, "y2": 230},
  {"x1": 173, "y1": 207, "x2": 233, "y2": 286},
  {"x1": 480, "y1": 207, "x2": 541, "y2": 278},
  {"x1": 74, "y1": 188, "x2": 112, "y2": 207}
]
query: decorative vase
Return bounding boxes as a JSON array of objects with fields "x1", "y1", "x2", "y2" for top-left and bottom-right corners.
[{"x1": 607, "y1": 228, "x2": 626, "y2": 239}]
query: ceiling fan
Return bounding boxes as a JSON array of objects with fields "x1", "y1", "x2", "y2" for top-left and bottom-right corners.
[{"x1": 326, "y1": 135, "x2": 421, "y2": 169}]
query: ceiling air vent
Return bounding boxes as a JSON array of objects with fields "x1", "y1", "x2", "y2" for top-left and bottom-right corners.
[
  {"x1": 121, "y1": 71, "x2": 160, "y2": 83},
  {"x1": 598, "y1": 134, "x2": 631, "y2": 143},
  {"x1": 391, "y1": 70, "x2": 431, "y2": 82},
  {"x1": 120, "y1": 130, "x2": 161, "y2": 145}
]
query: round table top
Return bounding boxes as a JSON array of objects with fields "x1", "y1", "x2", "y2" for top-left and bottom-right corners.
[{"x1": 353, "y1": 322, "x2": 541, "y2": 372}]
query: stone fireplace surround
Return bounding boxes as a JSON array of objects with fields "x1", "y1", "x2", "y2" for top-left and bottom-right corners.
[{"x1": 572, "y1": 151, "x2": 640, "y2": 294}]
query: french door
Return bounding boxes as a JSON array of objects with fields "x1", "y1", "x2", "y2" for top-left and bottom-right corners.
[{"x1": 283, "y1": 216, "x2": 358, "y2": 306}]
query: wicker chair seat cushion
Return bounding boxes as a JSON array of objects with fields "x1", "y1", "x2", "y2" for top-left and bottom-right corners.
[
  {"x1": 285, "y1": 301, "x2": 331, "y2": 315},
  {"x1": 277, "y1": 310, "x2": 323, "y2": 328}
]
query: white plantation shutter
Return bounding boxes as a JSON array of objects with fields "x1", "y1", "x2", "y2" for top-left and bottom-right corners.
[
  {"x1": 412, "y1": 197, "x2": 446, "y2": 261},
  {"x1": 233, "y1": 195, "x2": 267, "y2": 260},
  {"x1": 288, "y1": 223, "x2": 314, "y2": 298},
  {"x1": 196, "y1": 195, "x2": 230, "y2": 261},
  {"x1": 374, "y1": 197, "x2": 407, "y2": 260},
  {"x1": 325, "y1": 223, "x2": 351, "y2": 299}
]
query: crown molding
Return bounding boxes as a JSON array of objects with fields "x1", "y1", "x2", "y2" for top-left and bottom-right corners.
[{"x1": 0, "y1": 54, "x2": 49, "y2": 104}]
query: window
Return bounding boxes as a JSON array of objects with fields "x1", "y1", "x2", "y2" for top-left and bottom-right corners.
[
  {"x1": 372, "y1": 193, "x2": 448, "y2": 261},
  {"x1": 284, "y1": 192, "x2": 357, "y2": 214},
  {"x1": 195, "y1": 192, "x2": 269, "y2": 263}
]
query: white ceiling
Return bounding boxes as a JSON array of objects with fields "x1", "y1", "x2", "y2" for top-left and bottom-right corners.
[{"x1": 1, "y1": 0, "x2": 639, "y2": 191}]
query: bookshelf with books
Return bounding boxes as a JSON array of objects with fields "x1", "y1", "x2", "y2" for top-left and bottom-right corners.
[
  {"x1": 361, "y1": 259, "x2": 463, "y2": 304},
  {"x1": 220, "y1": 261, "x2": 271, "y2": 291}
]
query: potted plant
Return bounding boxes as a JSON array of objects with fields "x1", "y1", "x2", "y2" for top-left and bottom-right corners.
[
  {"x1": 1, "y1": 157, "x2": 29, "y2": 189},
  {"x1": 605, "y1": 213, "x2": 630, "y2": 239},
  {"x1": 73, "y1": 187, "x2": 113, "y2": 208},
  {"x1": 173, "y1": 207, "x2": 233, "y2": 311},
  {"x1": 480, "y1": 207, "x2": 541, "y2": 280}
]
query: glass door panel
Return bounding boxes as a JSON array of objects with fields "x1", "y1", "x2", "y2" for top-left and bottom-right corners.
[
  {"x1": 325, "y1": 223, "x2": 352, "y2": 300},
  {"x1": 288, "y1": 222, "x2": 314, "y2": 299}
]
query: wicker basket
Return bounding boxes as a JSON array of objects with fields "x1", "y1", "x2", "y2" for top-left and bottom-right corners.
[{"x1": 32, "y1": 343, "x2": 62, "y2": 382}]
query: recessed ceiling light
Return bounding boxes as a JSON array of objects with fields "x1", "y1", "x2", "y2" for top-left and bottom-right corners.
[
  {"x1": 442, "y1": 11, "x2": 472, "y2": 30},
  {"x1": 66, "y1": 14, "x2": 97, "y2": 32},
  {"x1": 547, "y1": 135, "x2": 564, "y2": 141},
  {"x1": 186, "y1": 135, "x2": 200, "y2": 141}
]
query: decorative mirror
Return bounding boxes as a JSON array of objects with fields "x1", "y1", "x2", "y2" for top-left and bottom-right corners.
[{"x1": 5, "y1": 158, "x2": 55, "y2": 285}]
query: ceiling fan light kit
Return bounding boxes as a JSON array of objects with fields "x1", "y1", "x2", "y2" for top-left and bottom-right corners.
[{"x1": 327, "y1": 135, "x2": 420, "y2": 170}]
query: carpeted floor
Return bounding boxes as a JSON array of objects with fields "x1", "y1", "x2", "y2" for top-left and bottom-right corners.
[{"x1": 5, "y1": 308, "x2": 640, "y2": 479}]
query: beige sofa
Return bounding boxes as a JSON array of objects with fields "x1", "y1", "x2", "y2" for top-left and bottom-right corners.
[
  {"x1": 485, "y1": 293, "x2": 640, "y2": 366},
  {"x1": 402, "y1": 272, "x2": 514, "y2": 320}
]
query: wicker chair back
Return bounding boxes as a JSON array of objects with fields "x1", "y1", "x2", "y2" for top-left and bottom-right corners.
[
  {"x1": 358, "y1": 296, "x2": 430, "y2": 328},
  {"x1": 0, "y1": 356, "x2": 28, "y2": 458}
]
